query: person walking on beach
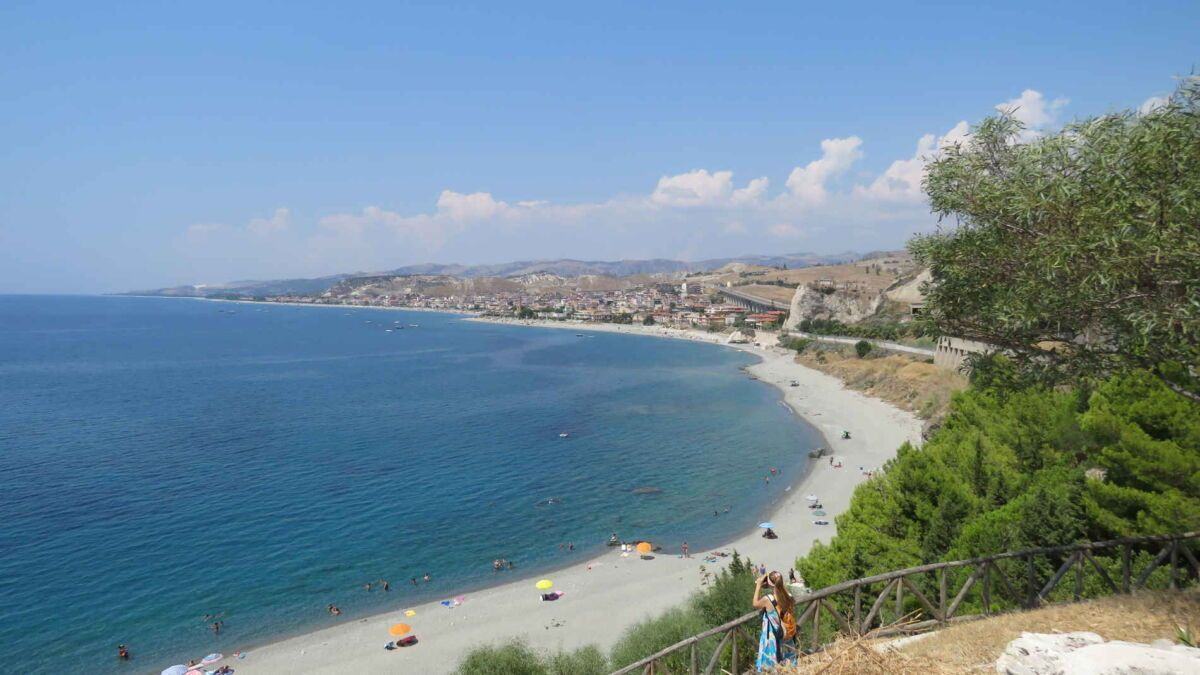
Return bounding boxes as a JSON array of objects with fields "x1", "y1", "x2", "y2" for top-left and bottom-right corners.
[
  {"x1": 752, "y1": 571, "x2": 797, "y2": 670},
  {"x1": 681, "y1": 541, "x2": 690, "y2": 558}
]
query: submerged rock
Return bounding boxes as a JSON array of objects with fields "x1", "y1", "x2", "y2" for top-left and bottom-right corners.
[{"x1": 631, "y1": 486, "x2": 663, "y2": 495}]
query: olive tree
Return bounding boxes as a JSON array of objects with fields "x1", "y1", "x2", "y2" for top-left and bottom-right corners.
[{"x1": 913, "y1": 77, "x2": 1200, "y2": 401}]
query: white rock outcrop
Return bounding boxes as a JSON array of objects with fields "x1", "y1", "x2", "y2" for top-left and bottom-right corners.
[{"x1": 995, "y1": 631, "x2": 1200, "y2": 674}]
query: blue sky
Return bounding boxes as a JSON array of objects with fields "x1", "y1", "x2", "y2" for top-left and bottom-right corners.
[{"x1": 1, "y1": 2, "x2": 1195, "y2": 292}]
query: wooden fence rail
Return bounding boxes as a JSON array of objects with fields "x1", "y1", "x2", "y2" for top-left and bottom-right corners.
[{"x1": 611, "y1": 531, "x2": 1200, "y2": 675}]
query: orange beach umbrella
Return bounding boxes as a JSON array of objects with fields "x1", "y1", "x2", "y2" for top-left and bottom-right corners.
[
  {"x1": 636, "y1": 542, "x2": 652, "y2": 554},
  {"x1": 389, "y1": 623, "x2": 412, "y2": 637}
]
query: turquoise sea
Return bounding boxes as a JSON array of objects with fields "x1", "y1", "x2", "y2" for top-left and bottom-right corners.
[{"x1": 0, "y1": 295, "x2": 822, "y2": 673}]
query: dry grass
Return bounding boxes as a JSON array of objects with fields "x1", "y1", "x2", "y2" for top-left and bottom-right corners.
[
  {"x1": 779, "y1": 633, "x2": 953, "y2": 674},
  {"x1": 795, "y1": 349, "x2": 966, "y2": 420},
  {"x1": 777, "y1": 590, "x2": 1200, "y2": 674}
]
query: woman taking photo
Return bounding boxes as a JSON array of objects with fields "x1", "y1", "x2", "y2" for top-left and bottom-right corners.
[{"x1": 751, "y1": 570, "x2": 796, "y2": 670}]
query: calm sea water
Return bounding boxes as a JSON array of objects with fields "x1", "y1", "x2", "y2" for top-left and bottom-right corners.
[{"x1": 0, "y1": 295, "x2": 821, "y2": 674}]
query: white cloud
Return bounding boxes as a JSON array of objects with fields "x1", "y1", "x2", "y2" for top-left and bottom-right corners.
[
  {"x1": 1139, "y1": 95, "x2": 1169, "y2": 115},
  {"x1": 995, "y1": 89, "x2": 1068, "y2": 139},
  {"x1": 767, "y1": 223, "x2": 803, "y2": 238},
  {"x1": 731, "y1": 177, "x2": 769, "y2": 205},
  {"x1": 855, "y1": 121, "x2": 969, "y2": 202},
  {"x1": 177, "y1": 86, "x2": 1089, "y2": 279},
  {"x1": 187, "y1": 207, "x2": 290, "y2": 241},
  {"x1": 651, "y1": 169, "x2": 732, "y2": 206},
  {"x1": 436, "y1": 190, "x2": 508, "y2": 221},
  {"x1": 185, "y1": 222, "x2": 227, "y2": 240},
  {"x1": 784, "y1": 137, "x2": 863, "y2": 205}
]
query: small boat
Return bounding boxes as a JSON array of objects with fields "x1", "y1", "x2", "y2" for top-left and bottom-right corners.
[
  {"x1": 790, "y1": 380, "x2": 800, "y2": 387},
  {"x1": 558, "y1": 433, "x2": 569, "y2": 438},
  {"x1": 385, "y1": 329, "x2": 394, "y2": 333},
  {"x1": 409, "y1": 324, "x2": 419, "y2": 327}
]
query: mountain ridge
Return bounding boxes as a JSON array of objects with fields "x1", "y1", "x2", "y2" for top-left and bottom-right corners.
[{"x1": 125, "y1": 251, "x2": 864, "y2": 298}]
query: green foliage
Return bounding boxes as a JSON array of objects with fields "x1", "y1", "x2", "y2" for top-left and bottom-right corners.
[
  {"x1": 779, "y1": 336, "x2": 811, "y2": 353},
  {"x1": 915, "y1": 77, "x2": 1200, "y2": 402},
  {"x1": 855, "y1": 340, "x2": 872, "y2": 358},
  {"x1": 797, "y1": 372, "x2": 1200, "y2": 593},
  {"x1": 642, "y1": 314, "x2": 655, "y2": 326},
  {"x1": 608, "y1": 606, "x2": 708, "y2": 672},
  {"x1": 516, "y1": 306, "x2": 536, "y2": 319},
  {"x1": 455, "y1": 639, "x2": 551, "y2": 675},
  {"x1": 455, "y1": 640, "x2": 608, "y2": 675},
  {"x1": 545, "y1": 645, "x2": 609, "y2": 675},
  {"x1": 798, "y1": 318, "x2": 928, "y2": 341},
  {"x1": 609, "y1": 551, "x2": 758, "y2": 672}
]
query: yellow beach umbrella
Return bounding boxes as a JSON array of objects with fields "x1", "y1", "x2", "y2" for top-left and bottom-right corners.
[
  {"x1": 535, "y1": 579, "x2": 553, "y2": 590},
  {"x1": 389, "y1": 623, "x2": 412, "y2": 637},
  {"x1": 404, "y1": 610, "x2": 416, "y2": 617},
  {"x1": 636, "y1": 542, "x2": 652, "y2": 554}
]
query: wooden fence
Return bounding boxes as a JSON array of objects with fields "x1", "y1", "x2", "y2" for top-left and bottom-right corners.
[{"x1": 611, "y1": 531, "x2": 1200, "y2": 675}]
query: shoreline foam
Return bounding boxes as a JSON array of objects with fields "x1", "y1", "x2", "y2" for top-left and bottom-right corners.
[{"x1": 218, "y1": 317, "x2": 923, "y2": 674}]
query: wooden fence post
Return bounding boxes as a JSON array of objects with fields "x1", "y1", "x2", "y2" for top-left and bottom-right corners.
[
  {"x1": 1073, "y1": 552, "x2": 1083, "y2": 601},
  {"x1": 1122, "y1": 544, "x2": 1131, "y2": 593},
  {"x1": 939, "y1": 568, "x2": 948, "y2": 622},
  {"x1": 982, "y1": 562, "x2": 992, "y2": 616},
  {"x1": 853, "y1": 583, "x2": 862, "y2": 629},
  {"x1": 1026, "y1": 554, "x2": 1037, "y2": 608}
]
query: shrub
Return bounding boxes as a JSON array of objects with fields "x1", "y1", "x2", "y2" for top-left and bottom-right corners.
[
  {"x1": 855, "y1": 340, "x2": 872, "y2": 358},
  {"x1": 780, "y1": 336, "x2": 811, "y2": 353},
  {"x1": 455, "y1": 640, "x2": 548, "y2": 675},
  {"x1": 609, "y1": 606, "x2": 709, "y2": 672},
  {"x1": 455, "y1": 641, "x2": 608, "y2": 675},
  {"x1": 545, "y1": 645, "x2": 608, "y2": 675}
]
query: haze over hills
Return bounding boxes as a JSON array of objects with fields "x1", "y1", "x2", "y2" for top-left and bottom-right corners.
[{"x1": 126, "y1": 252, "x2": 863, "y2": 298}]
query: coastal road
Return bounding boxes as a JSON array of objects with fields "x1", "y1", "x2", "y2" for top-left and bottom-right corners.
[{"x1": 786, "y1": 331, "x2": 935, "y2": 358}]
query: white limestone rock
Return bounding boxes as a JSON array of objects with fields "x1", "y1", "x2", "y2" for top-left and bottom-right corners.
[
  {"x1": 995, "y1": 632, "x2": 1104, "y2": 674},
  {"x1": 1058, "y1": 641, "x2": 1200, "y2": 673},
  {"x1": 995, "y1": 631, "x2": 1200, "y2": 674}
]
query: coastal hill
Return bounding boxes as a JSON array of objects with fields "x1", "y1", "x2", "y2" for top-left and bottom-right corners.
[{"x1": 122, "y1": 252, "x2": 861, "y2": 298}]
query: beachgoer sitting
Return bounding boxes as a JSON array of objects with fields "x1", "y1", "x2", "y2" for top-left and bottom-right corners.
[
  {"x1": 842, "y1": 430, "x2": 851, "y2": 439},
  {"x1": 609, "y1": 532, "x2": 620, "y2": 544},
  {"x1": 541, "y1": 591, "x2": 563, "y2": 601},
  {"x1": 762, "y1": 527, "x2": 778, "y2": 539}
]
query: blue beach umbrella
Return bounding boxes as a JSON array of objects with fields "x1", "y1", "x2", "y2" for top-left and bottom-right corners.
[{"x1": 758, "y1": 522, "x2": 775, "y2": 529}]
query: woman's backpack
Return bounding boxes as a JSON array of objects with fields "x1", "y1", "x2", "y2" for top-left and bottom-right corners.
[{"x1": 770, "y1": 596, "x2": 797, "y2": 640}]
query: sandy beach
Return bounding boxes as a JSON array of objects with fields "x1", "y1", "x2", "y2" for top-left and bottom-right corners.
[{"x1": 226, "y1": 319, "x2": 922, "y2": 674}]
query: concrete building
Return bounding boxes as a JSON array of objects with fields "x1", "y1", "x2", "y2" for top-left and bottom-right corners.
[{"x1": 934, "y1": 336, "x2": 993, "y2": 372}]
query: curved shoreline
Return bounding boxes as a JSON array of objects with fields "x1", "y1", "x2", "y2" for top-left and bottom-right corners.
[{"x1": 220, "y1": 318, "x2": 923, "y2": 674}]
